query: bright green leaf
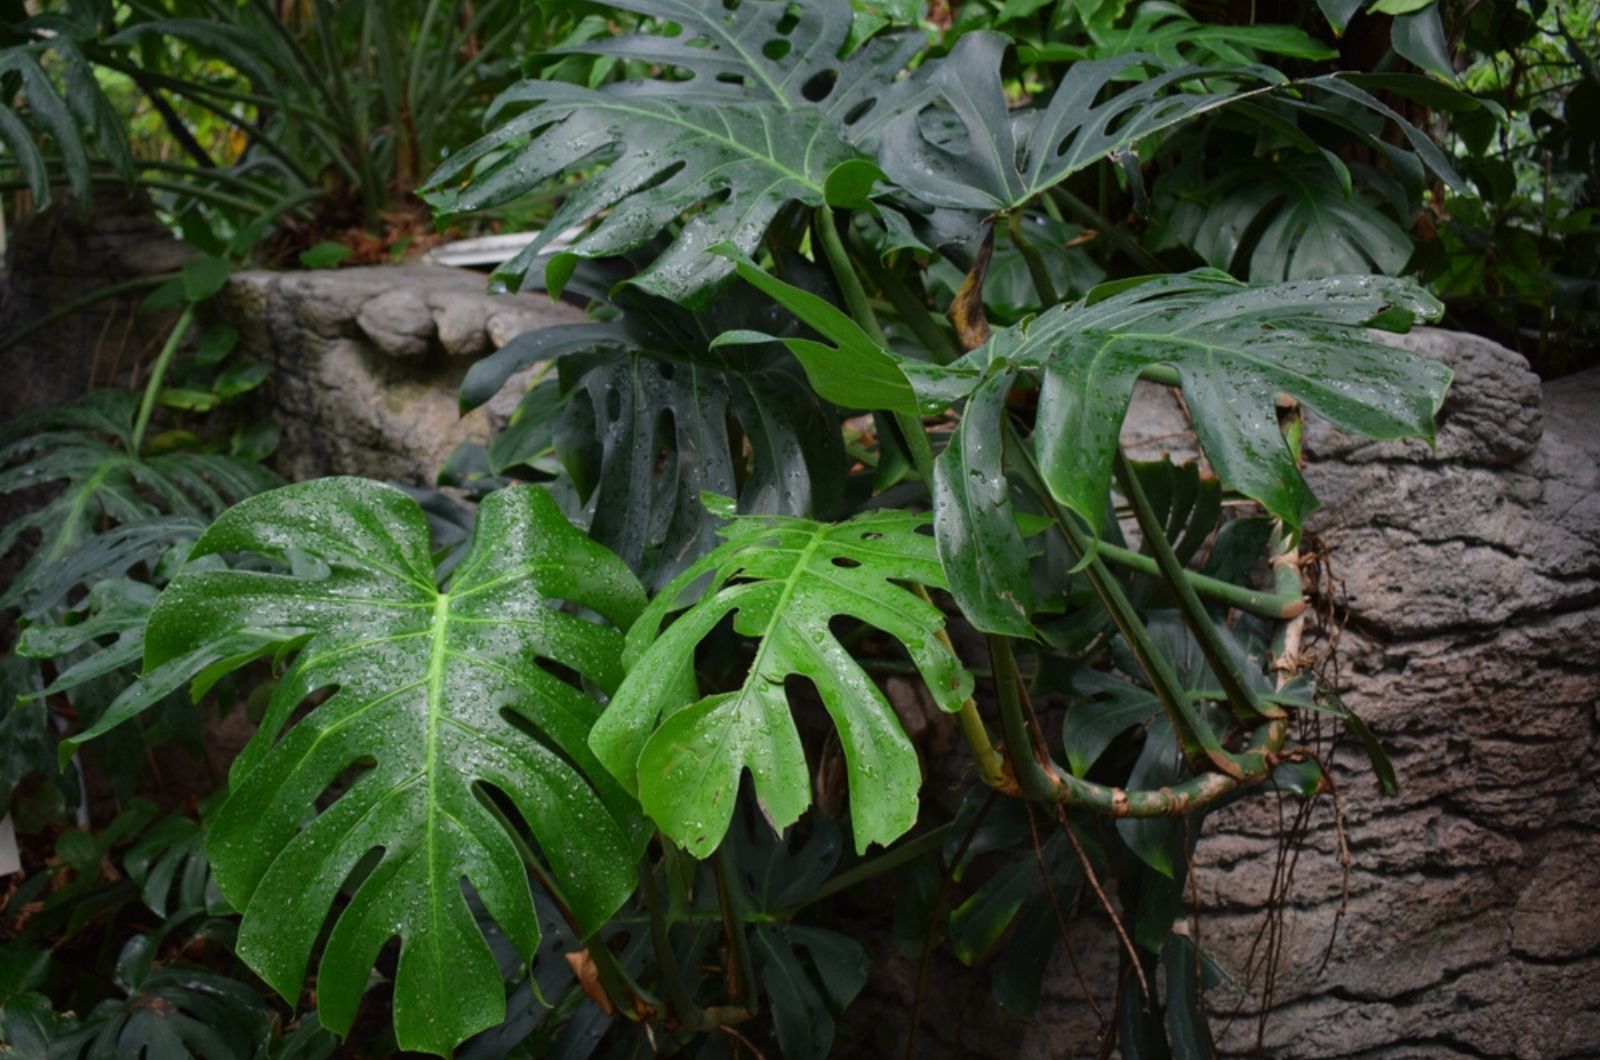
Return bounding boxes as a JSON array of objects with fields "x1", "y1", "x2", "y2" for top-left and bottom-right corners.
[
  {"x1": 143, "y1": 479, "x2": 648, "y2": 1055},
  {"x1": 591, "y1": 508, "x2": 972, "y2": 857}
]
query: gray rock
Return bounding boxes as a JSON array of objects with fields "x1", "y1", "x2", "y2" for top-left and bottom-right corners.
[
  {"x1": 854, "y1": 331, "x2": 1600, "y2": 1059},
  {"x1": 219, "y1": 264, "x2": 584, "y2": 483},
  {"x1": 1168, "y1": 345, "x2": 1600, "y2": 1058}
]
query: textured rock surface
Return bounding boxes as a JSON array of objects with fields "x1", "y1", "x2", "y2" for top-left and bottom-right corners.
[
  {"x1": 850, "y1": 330, "x2": 1600, "y2": 1059},
  {"x1": 1185, "y1": 340, "x2": 1599, "y2": 1059},
  {"x1": 220, "y1": 264, "x2": 583, "y2": 483}
]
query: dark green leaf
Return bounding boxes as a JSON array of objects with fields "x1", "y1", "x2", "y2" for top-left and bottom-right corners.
[
  {"x1": 470, "y1": 282, "x2": 846, "y2": 586},
  {"x1": 880, "y1": 31, "x2": 1278, "y2": 213},
  {"x1": 986, "y1": 271, "x2": 1448, "y2": 531},
  {"x1": 182, "y1": 256, "x2": 233, "y2": 303},
  {"x1": 1163, "y1": 935, "x2": 1220, "y2": 1060},
  {"x1": 1325, "y1": 693, "x2": 1397, "y2": 795},
  {"x1": 1391, "y1": 5, "x2": 1455, "y2": 81},
  {"x1": 1316, "y1": 0, "x2": 1363, "y2": 33},
  {"x1": 1161, "y1": 156, "x2": 1413, "y2": 282},
  {"x1": 755, "y1": 925, "x2": 868, "y2": 1060},
  {"x1": 422, "y1": 0, "x2": 927, "y2": 305},
  {"x1": 932, "y1": 371, "x2": 1033, "y2": 637},
  {"x1": 0, "y1": 391, "x2": 279, "y2": 615},
  {"x1": 1063, "y1": 671, "x2": 1162, "y2": 777}
]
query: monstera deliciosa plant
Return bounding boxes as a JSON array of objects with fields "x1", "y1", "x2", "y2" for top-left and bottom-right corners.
[{"x1": 52, "y1": 1, "x2": 1462, "y2": 1055}]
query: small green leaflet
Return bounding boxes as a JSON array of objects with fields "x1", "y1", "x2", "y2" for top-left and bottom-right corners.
[{"x1": 590, "y1": 507, "x2": 973, "y2": 858}]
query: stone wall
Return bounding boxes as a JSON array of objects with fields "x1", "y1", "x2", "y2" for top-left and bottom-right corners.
[
  {"x1": 1191, "y1": 337, "x2": 1600, "y2": 1058},
  {"x1": 0, "y1": 192, "x2": 196, "y2": 422},
  {"x1": 220, "y1": 264, "x2": 585, "y2": 484}
]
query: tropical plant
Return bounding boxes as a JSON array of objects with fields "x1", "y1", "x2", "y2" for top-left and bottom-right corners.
[
  {"x1": 0, "y1": 0, "x2": 575, "y2": 251},
  {"x1": 5, "y1": 0, "x2": 1496, "y2": 1056}
]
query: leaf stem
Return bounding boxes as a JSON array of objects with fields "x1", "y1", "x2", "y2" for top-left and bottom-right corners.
[
  {"x1": 999, "y1": 619, "x2": 1288, "y2": 813},
  {"x1": 1094, "y1": 541, "x2": 1305, "y2": 620},
  {"x1": 0, "y1": 272, "x2": 178, "y2": 359},
  {"x1": 1006, "y1": 210, "x2": 1060, "y2": 308},
  {"x1": 714, "y1": 849, "x2": 758, "y2": 1015},
  {"x1": 1049, "y1": 186, "x2": 1168, "y2": 273},
  {"x1": 1005, "y1": 419, "x2": 1242, "y2": 776},
  {"x1": 640, "y1": 856, "x2": 708, "y2": 1029},
  {"x1": 815, "y1": 206, "x2": 936, "y2": 483},
  {"x1": 130, "y1": 303, "x2": 197, "y2": 456},
  {"x1": 797, "y1": 824, "x2": 954, "y2": 909},
  {"x1": 989, "y1": 635, "x2": 1060, "y2": 802},
  {"x1": 909, "y1": 583, "x2": 1008, "y2": 790},
  {"x1": 1113, "y1": 450, "x2": 1276, "y2": 723},
  {"x1": 846, "y1": 225, "x2": 961, "y2": 364}
]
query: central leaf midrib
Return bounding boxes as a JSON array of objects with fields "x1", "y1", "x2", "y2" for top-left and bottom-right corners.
[
  {"x1": 716, "y1": 525, "x2": 827, "y2": 769},
  {"x1": 423, "y1": 591, "x2": 451, "y2": 995},
  {"x1": 576, "y1": 97, "x2": 827, "y2": 193}
]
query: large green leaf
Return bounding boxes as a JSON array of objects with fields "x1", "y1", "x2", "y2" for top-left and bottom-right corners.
[
  {"x1": 590, "y1": 507, "x2": 973, "y2": 857},
  {"x1": 879, "y1": 31, "x2": 1278, "y2": 213},
  {"x1": 1159, "y1": 156, "x2": 1414, "y2": 282},
  {"x1": 421, "y1": 0, "x2": 927, "y2": 305},
  {"x1": 1019, "y1": 2, "x2": 1338, "y2": 67},
  {"x1": 142, "y1": 478, "x2": 648, "y2": 1055},
  {"x1": 471, "y1": 283, "x2": 845, "y2": 587},
  {"x1": 992, "y1": 270, "x2": 1450, "y2": 531}
]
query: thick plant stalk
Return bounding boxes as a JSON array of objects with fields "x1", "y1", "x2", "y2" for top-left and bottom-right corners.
[
  {"x1": 910, "y1": 583, "x2": 1009, "y2": 790},
  {"x1": 714, "y1": 849, "x2": 758, "y2": 1015},
  {"x1": 846, "y1": 226, "x2": 962, "y2": 364},
  {"x1": 1006, "y1": 209, "x2": 1060, "y2": 308},
  {"x1": 1006, "y1": 419, "x2": 1249, "y2": 776},
  {"x1": 1095, "y1": 541, "x2": 1306, "y2": 619},
  {"x1": 1113, "y1": 449, "x2": 1276, "y2": 724},
  {"x1": 992, "y1": 632, "x2": 1288, "y2": 813}
]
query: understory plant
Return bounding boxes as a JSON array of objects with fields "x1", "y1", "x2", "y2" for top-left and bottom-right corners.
[{"x1": 3, "y1": 1, "x2": 1479, "y2": 1056}]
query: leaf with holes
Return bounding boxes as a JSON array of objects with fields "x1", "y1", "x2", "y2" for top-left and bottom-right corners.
[
  {"x1": 47, "y1": 934, "x2": 271, "y2": 1060},
  {"x1": 590, "y1": 508, "x2": 972, "y2": 857},
  {"x1": 879, "y1": 31, "x2": 1279, "y2": 213},
  {"x1": 1160, "y1": 156, "x2": 1414, "y2": 282},
  {"x1": 420, "y1": 0, "x2": 928, "y2": 305},
  {"x1": 141, "y1": 478, "x2": 648, "y2": 1055},
  {"x1": 983, "y1": 270, "x2": 1450, "y2": 532},
  {"x1": 470, "y1": 284, "x2": 845, "y2": 587}
]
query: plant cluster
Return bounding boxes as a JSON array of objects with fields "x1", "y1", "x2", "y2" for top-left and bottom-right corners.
[{"x1": 8, "y1": 1, "x2": 1588, "y2": 1058}]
